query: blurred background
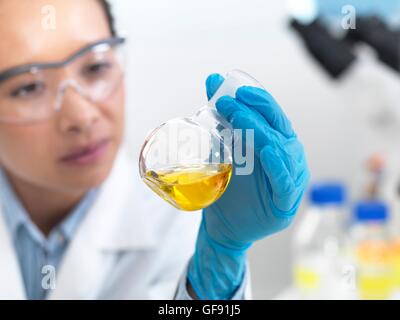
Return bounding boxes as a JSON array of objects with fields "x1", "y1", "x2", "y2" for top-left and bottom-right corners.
[{"x1": 111, "y1": 0, "x2": 400, "y2": 299}]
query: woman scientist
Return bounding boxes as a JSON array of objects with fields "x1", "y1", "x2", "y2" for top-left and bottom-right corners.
[{"x1": 0, "y1": 0, "x2": 310, "y2": 300}]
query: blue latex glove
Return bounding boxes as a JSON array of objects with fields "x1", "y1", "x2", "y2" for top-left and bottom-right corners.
[{"x1": 187, "y1": 74, "x2": 310, "y2": 300}]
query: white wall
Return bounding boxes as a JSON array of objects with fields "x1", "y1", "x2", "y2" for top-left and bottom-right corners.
[{"x1": 112, "y1": 0, "x2": 400, "y2": 299}]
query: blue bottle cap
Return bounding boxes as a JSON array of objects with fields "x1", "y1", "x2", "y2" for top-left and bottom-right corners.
[
  {"x1": 354, "y1": 201, "x2": 388, "y2": 222},
  {"x1": 310, "y1": 183, "x2": 346, "y2": 205}
]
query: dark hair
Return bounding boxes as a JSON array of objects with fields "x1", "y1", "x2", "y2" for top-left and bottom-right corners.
[{"x1": 99, "y1": 0, "x2": 116, "y2": 36}]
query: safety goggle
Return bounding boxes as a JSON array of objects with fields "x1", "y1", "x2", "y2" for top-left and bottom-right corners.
[{"x1": 0, "y1": 37, "x2": 126, "y2": 124}]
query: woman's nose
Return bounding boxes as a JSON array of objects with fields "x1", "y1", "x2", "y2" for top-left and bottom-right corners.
[{"x1": 57, "y1": 86, "x2": 101, "y2": 135}]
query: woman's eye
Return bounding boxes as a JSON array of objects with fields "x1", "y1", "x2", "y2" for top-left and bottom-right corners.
[
  {"x1": 83, "y1": 62, "x2": 112, "y2": 77},
  {"x1": 10, "y1": 82, "x2": 45, "y2": 98}
]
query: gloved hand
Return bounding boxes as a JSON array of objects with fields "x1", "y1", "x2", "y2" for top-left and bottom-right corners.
[{"x1": 187, "y1": 73, "x2": 310, "y2": 300}]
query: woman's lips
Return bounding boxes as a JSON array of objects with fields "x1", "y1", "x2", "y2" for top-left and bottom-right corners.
[{"x1": 59, "y1": 138, "x2": 111, "y2": 166}]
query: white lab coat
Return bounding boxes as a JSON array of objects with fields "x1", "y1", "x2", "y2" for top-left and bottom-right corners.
[{"x1": 0, "y1": 147, "x2": 202, "y2": 299}]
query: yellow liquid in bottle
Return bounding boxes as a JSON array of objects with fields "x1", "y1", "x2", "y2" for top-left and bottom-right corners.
[
  {"x1": 143, "y1": 163, "x2": 232, "y2": 211},
  {"x1": 356, "y1": 240, "x2": 394, "y2": 300}
]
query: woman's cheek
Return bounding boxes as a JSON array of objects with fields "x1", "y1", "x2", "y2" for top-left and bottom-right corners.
[{"x1": 0, "y1": 125, "x2": 55, "y2": 177}]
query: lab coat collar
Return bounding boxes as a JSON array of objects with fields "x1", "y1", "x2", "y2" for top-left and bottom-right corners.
[{"x1": 0, "y1": 213, "x2": 25, "y2": 299}]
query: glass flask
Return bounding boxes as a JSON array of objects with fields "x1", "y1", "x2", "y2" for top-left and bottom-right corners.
[{"x1": 138, "y1": 70, "x2": 263, "y2": 211}]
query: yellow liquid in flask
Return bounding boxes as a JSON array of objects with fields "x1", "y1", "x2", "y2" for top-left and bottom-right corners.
[{"x1": 143, "y1": 163, "x2": 232, "y2": 211}]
